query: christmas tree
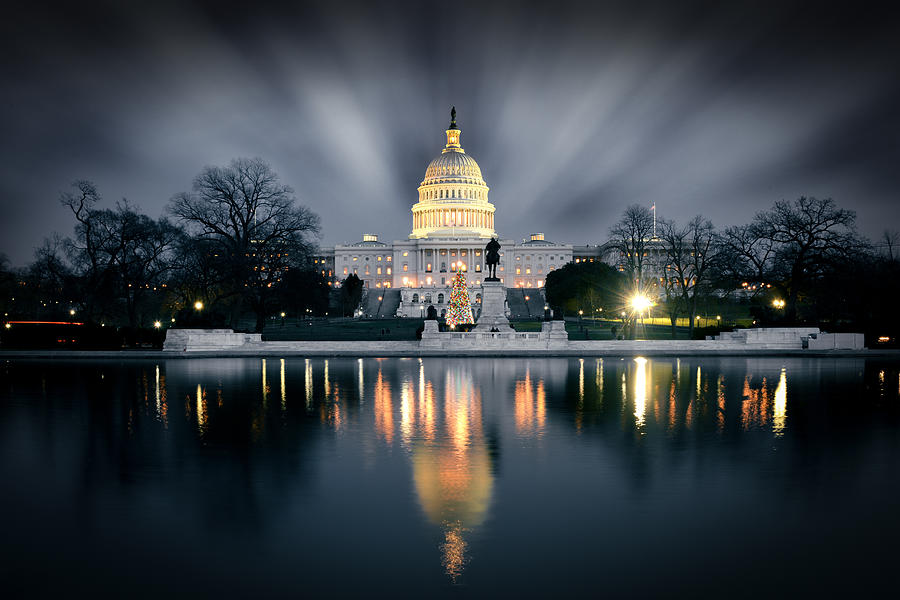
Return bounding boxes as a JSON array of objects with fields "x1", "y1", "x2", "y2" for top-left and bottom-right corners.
[{"x1": 445, "y1": 268, "x2": 474, "y2": 328}]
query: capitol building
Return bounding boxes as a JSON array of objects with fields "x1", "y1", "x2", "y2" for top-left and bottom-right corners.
[{"x1": 314, "y1": 110, "x2": 601, "y2": 318}]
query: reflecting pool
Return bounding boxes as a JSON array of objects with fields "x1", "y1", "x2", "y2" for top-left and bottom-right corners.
[{"x1": 1, "y1": 357, "x2": 899, "y2": 597}]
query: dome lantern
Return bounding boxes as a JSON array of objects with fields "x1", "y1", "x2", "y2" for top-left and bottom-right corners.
[{"x1": 445, "y1": 106, "x2": 461, "y2": 149}]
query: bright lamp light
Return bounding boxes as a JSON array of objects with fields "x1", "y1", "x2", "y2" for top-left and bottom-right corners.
[{"x1": 631, "y1": 294, "x2": 652, "y2": 312}]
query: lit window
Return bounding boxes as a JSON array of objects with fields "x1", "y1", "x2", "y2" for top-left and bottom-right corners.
[
  {"x1": 343, "y1": 267, "x2": 348, "y2": 275},
  {"x1": 386, "y1": 267, "x2": 392, "y2": 275},
  {"x1": 403, "y1": 251, "x2": 408, "y2": 257},
  {"x1": 516, "y1": 267, "x2": 521, "y2": 275},
  {"x1": 403, "y1": 263, "x2": 408, "y2": 272},
  {"x1": 377, "y1": 267, "x2": 382, "y2": 275},
  {"x1": 377, "y1": 256, "x2": 382, "y2": 261}
]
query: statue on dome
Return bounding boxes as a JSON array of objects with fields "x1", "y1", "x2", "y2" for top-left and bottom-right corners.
[
  {"x1": 450, "y1": 106, "x2": 457, "y2": 129},
  {"x1": 484, "y1": 237, "x2": 501, "y2": 280}
]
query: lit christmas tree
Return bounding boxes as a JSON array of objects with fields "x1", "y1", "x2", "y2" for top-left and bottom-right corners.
[{"x1": 445, "y1": 266, "x2": 474, "y2": 328}]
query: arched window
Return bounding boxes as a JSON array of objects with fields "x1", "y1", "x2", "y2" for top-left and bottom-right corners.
[
  {"x1": 475, "y1": 293, "x2": 482, "y2": 303},
  {"x1": 425, "y1": 293, "x2": 432, "y2": 303},
  {"x1": 440, "y1": 262, "x2": 446, "y2": 272},
  {"x1": 438, "y1": 293, "x2": 444, "y2": 303},
  {"x1": 412, "y1": 293, "x2": 419, "y2": 303}
]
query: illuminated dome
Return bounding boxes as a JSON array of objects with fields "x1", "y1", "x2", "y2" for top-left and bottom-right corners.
[
  {"x1": 422, "y1": 150, "x2": 486, "y2": 186},
  {"x1": 411, "y1": 108, "x2": 496, "y2": 239}
]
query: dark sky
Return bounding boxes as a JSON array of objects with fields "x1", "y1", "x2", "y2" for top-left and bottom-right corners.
[{"x1": 2, "y1": 0, "x2": 899, "y2": 266}]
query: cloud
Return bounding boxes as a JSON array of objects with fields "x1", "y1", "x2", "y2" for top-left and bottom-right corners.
[{"x1": 1, "y1": 0, "x2": 898, "y2": 265}]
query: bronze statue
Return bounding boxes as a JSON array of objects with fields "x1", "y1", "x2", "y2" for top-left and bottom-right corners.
[
  {"x1": 450, "y1": 106, "x2": 457, "y2": 129},
  {"x1": 484, "y1": 237, "x2": 501, "y2": 280}
]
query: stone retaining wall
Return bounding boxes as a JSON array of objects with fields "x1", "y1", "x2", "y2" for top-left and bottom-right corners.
[{"x1": 162, "y1": 326, "x2": 866, "y2": 353}]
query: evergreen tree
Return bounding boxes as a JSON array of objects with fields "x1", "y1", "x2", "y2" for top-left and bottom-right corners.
[{"x1": 445, "y1": 270, "x2": 473, "y2": 328}]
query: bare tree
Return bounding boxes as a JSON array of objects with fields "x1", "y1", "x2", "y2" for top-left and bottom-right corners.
[
  {"x1": 881, "y1": 229, "x2": 900, "y2": 261},
  {"x1": 755, "y1": 196, "x2": 860, "y2": 321},
  {"x1": 61, "y1": 182, "x2": 181, "y2": 327},
  {"x1": 169, "y1": 158, "x2": 321, "y2": 332},
  {"x1": 655, "y1": 219, "x2": 684, "y2": 336},
  {"x1": 716, "y1": 223, "x2": 779, "y2": 297},
  {"x1": 659, "y1": 216, "x2": 719, "y2": 337},
  {"x1": 609, "y1": 204, "x2": 655, "y2": 289}
]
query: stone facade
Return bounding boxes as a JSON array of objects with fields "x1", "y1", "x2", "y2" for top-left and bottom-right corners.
[{"x1": 320, "y1": 113, "x2": 571, "y2": 316}]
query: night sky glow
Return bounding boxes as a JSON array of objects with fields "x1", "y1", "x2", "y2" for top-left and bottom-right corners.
[{"x1": 1, "y1": 0, "x2": 898, "y2": 265}]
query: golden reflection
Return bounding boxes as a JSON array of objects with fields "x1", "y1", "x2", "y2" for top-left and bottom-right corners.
[
  {"x1": 578, "y1": 358, "x2": 585, "y2": 402},
  {"x1": 420, "y1": 380, "x2": 436, "y2": 442},
  {"x1": 773, "y1": 367, "x2": 787, "y2": 437},
  {"x1": 441, "y1": 524, "x2": 467, "y2": 582},
  {"x1": 514, "y1": 368, "x2": 546, "y2": 438},
  {"x1": 196, "y1": 383, "x2": 207, "y2": 436},
  {"x1": 401, "y1": 379, "x2": 414, "y2": 446},
  {"x1": 374, "y1": 367, "x2": 394, "y2": 444},
  {"x1": 596, "y1": 358, "x2": 603, "y2": 400},
  {"x1": 667, "y1": 380, "x2": 676, "y2": 431},
  {"x1": 305, "y1": 358, "x2": 313, "y2": 410},
  {"x1": 324, "y1": 359, "x2": 330, "y2": 398},
  {"x1": 409, "y1": 364, "x2": 493, "y2": 583},
  {"x1": 280, "y1": 358, "x2": 286, "y2": 411},
  {"x1": 261, "y1": 359, "x2": 268, "y2": 407},
  {"x1": 155, "y1": 365, "x2": 168, "y2": 427},
  {"x1": 717, "y1": 374, "x2": 726, "y2": 431},
  {"x1": 633, "y1": 357, "x2": 647, "y2": 429},
  {"x1": 741, "y1": 375, "x2": 770, "y2": 430}
]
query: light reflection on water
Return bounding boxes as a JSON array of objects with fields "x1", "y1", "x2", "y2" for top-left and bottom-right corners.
[{"x1": 1, "y1": 356, "x2": 899, "y2": 596}]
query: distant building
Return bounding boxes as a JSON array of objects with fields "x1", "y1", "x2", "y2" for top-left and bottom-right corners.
[{"x1": 318, "y1": 111, "x2": 573, "y2": 317}]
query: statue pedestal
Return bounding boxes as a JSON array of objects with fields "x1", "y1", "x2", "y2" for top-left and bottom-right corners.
[{"x1": 473, "y1": 281, "x2": 513, "y2": 332}]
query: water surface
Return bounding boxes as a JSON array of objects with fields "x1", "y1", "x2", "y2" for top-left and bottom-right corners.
[{"x1": 1, "y1": 357, "x2": 898, "y2": 597}]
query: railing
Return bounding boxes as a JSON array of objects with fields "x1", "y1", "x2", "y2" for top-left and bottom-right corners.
[{"x1": 446, "y1": 332, "x2": 542, "y2": 341}]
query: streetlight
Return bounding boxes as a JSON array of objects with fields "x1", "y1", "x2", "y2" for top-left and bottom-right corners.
[
  {"x1": 194, "y1": 301, "x2": 204, "y2": 311},
  {"x1": 153, "y1": 321, "x2": 162, "y2": 329},
  {"x1": 772, "y1": 299, "x2": 785, "y2": 309},
  {"x1": 69, "y1": 309, "x2": 76, "y2": 316},
  {"x1": 630, "y1": 294, "x2": 652, "y2": 314}
]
